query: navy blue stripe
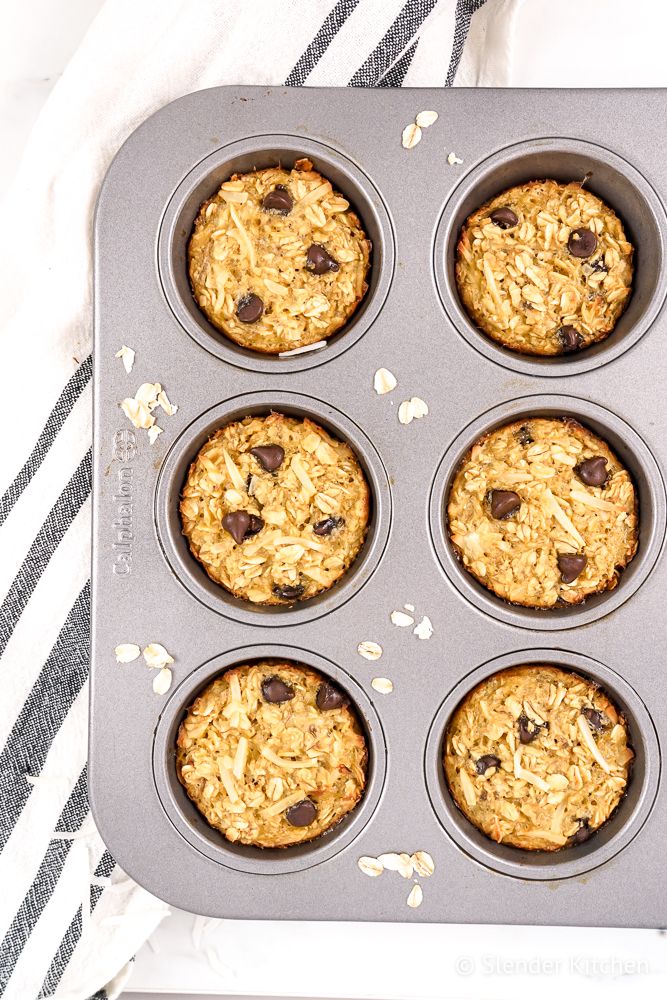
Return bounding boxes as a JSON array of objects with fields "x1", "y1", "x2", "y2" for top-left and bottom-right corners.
[
  {"x1": 285, "y1": 0, "x2": 360, "y2": 85},
  {"x1": 349, "y1": 0, "x2": 438, "y2": 86}
]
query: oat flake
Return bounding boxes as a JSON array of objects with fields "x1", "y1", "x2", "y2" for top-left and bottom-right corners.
[
  {"x1": 357, "y1": 856, "x2": 384, "y2": 877},
  {"x1": 402, "y1": 123, "x2": 422, "y2": 149},
  {"x1": 373, "y1": 367, "x2": 397, "y2": 395},
  {"x1": 390, "y1": 610, "x2": 414, "y2": 627},
  {"x1": 415, "y1": 110, "x2": 438, "y2": 129},
  {"x1": 407, "y1": 884, "x2": 423, "y2": 908},
  {"x1": 114, "y1": 643, "x2": 140, "y2": 663},
  {"x1": 115, "y1": 345, "x2": 135, "y2": 374},
  {"x1": 357, "y1": 641, "x2": 383, "y2": 661},
  {"x1": 371, "y1": 677, "x2": 393, "y2": 694},
  {"x1": 143, "y1": 643, "x2": 174, "y2": 669},
  {"x1": 153, "y1": 667, "x2": 173, "y2": 695},
  {"x1": 413, "y1": 615, "x2": 434, "y2": 640}
]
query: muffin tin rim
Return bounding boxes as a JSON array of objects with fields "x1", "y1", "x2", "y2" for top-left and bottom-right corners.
[
  {"x1": 152, "y1": 644, "x2": 388, "y2": 874},
  {"x1": 428, "y1": 393, "x2": 667, "y2": 630},
  {"x1": 424, "y1": 647, "x2": 661, "y2": 881},
  {"x1": 432, "y1": 135, "x2": 667, "y2": 377},
  {"x1": 156, "y1": 132, "x2": 396, "y2": 373},
  {"x1": 154, "y1": 389, "x2": 393, "y2": 626}
]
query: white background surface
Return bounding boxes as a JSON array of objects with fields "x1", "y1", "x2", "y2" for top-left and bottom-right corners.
[{"x1": 2, "y1": 0, "x2": 667, "y2": 997}]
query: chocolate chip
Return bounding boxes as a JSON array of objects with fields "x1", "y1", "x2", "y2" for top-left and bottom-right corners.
[
  {"x1": 250, "y1": 444, "x2": 285, "y2": 472},
  {"x1": 221, "y1": 510, "x2": 263, "y2": 543},
  {"x1": 313, "y1": 516, "x2": 344, "y2": 536},
  {"x1": 306, "y1": 243, "x2": 340, "y2": 275},
  {"x1": 516, "y1": 424, "x2": 534, "y2": 446},
  {"x1": 589, "y1": 257, "x2": 608, "y2": 273},
  {"x1": 568, "y1": 227, "x2": 597, "y2": 258},
  {"x1": 236, "y1": 293, "x2": 264, "y2": 323},
  {"x1": 316, "y1": 681, "x2": 349, "y2": 711},
  {"x1": 272, "y1": 583, "x2": 305, "y2": 602},
  {"x1": 221, "y1": 510, "x2": 251, "y2": 544},
  {"x1": 581, "y1": 706, "x2": 609, "y2": 731},
  {"x1": 261, "y1": 185, "x2": 293, "y2": 215},
  {"x1": 285, "y1": 799, "x2": 317, "y2": 827},
  {"x1": 261, "y1": 675, "x2": 295, "y2": 704},
  {"x1": 557, "y1": 552, "x2": 587, "y2": 583},
  {"x1": 246, "y1": 514, "x2": 264, "y2": 537},
  {"x1": 489, "y1": 489, "x2": 521, "y2": 519},
  {"x1": 475, "y1": 754, "x2": 501, "y2": 775},
  {"x1": 518, "y1": 714, "x2": 544, "y2": 744},
  {"x1": 570, "y1": 818, "x2": 593, "y2": 845},
  {"x1": 557, "y1": 325, "x2": 584, "y2": 353},
  {"x1": 575, "y1": 456, "x2": 609, "y2": 488},
  {"x1": 490, "y1": 207, "x2": 518, "y2": 230}
]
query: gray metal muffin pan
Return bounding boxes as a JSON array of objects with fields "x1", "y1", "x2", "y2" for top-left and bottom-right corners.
[{"x1": 90, "y1": 86, "x2": 667, "y2": 926}]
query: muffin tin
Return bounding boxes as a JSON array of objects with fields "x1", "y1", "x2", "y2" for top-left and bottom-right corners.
[{"x1": 90, "y1": 86, "x2": 667, "y2": 926}]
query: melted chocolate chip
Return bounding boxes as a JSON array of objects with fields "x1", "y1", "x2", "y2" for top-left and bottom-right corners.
[
  {"x1": 557, "y1": 552, "x2": 587, "y2": 583},
  {"x1": 489, "y1": 489, "x2": 521, "y2": 519},
  {"x1": 518, "y1": 713, "x2": 544, "y2": 744},
  {"x1": 575, "y1": 456, "x2": 609, "y2": 488},
  {"x1": 221, "y1": 510, "x2": 251, "y2": 544},
  {"x1": 316, "y1": 681, "x2": 349, "y2": 711},
  {"x1": 568, "y1": 227, "x2": 597, "y2": 258},
  {"x1": 236, "y1": 293, "x2": 264, "y2": 323},
  {"x1": 475, "y1": 754, "x2": 501, "y2": 775},
  {"x1": 589, "y1": 257, "x2": 608, "y2": 273},
  {"x1": 250, "y1": 444, "x2": 285, "y2": 472},
  {"x1": 306, "y1": 243, "x2": 340, "y2": 275},
  {"x1": 490, "y1": 207, "x2": 518, "y2": 230},
  {"x1": 285, "y1": 799, "x2": 317, "y2": 827},
  {"x1": 313, "y1": 516, "x2": 345, "y2": 536},
  {"x1": 261, "y1": 675, "x2": 295, "y2": 704},
  {"x1": 516, "y1": 424, "x2": 534, "y2": 446},
  {"x1": 272, "y1": 583, "x2": 305, "y2": 602},
  {"x1": 570, "y1": 818, "x2": 593, "y2": 845},
  {"x1": 581, "y1": 706, "x2": 609, "y2": 731},
  {"x1": 246, "y1": 514, "x2": 264, "y2": 537},
  {"x1": 221, "y1": 510, "x2": 263, "y2": 544},
  {"x1": 558, "y1": 325, "x2": 584, "y2": 353},
  {"x1": 261, "y1": 185, "x2": 293, "y2": 215}
]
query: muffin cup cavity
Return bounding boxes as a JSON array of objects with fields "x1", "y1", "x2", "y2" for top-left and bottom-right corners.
[
  {"x1": 158, "y1": 135, "x2": 395, "y2": 372},
  {"x1": 425, "y1": 649, "x2": 660, "y2": 881},
  {"x1": 428, "y1": 395, "x2": 666, "y2": 631},
  {"x1": 433, "y1": 138, "x2": 667, "y2": 376},
  {"x1": 155, "y1": 391, "x2": 392, "y2": 625},
  {"x1": 153, "y1": 646, "x2": 387, "y2": 874}
]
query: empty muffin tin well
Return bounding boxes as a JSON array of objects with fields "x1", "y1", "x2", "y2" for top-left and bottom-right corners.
[
  {"x1": 433, "y1": 137, "x2": 667, "y2": 377},
  {"x1": 158, "y1": 135, "x2": 395, "y2": 373},
  {"x1": 154, "y1": 390, "x2": 392, "y2": 626},
  {"x1": 425, "y1": 649, "x2": 660, "y2": 881},
  {"x1": 92, "y1": 86, "x2": 667, "y2": 926},
  {"x1": 152, "y1": 646, "x2": 387, "y2": 877}
]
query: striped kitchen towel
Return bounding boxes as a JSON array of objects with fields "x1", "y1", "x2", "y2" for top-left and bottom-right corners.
[{"x1": 0, "y1": 0, "x2": 501, "y2": 997}]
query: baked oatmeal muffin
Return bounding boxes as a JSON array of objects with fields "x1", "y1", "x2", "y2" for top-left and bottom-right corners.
[
  {"x1": 444, "y1": 665, "x2": 634, "y2": 850},
  {"x1": 456, "y1": 180, "x2": 633, "y2": 355},
  {"x1": 188, "y1": 159, "x2": 371, "y2": 354},
  {"x1": 180, "y1": 412, "x2": 370, "y2": 604},
  {"x1": 447, "y1": 417, "x2": 638, "y2": 608},
  {"x1": 177, "y1": 661, "x2": 367, "y2": 847}
]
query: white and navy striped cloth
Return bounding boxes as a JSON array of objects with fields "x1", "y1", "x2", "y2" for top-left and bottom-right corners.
[{"x1": 0, "y1": 1, "x2": 490, "y2": 996}]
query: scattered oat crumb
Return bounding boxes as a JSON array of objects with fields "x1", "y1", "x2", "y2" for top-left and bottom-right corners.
[
  {"x1": 357, "y1": 640, "x2": 383, "y2": 661},
  {"x1": 407, "y1": 884, "x2": 423, "y2": 908},
  {"x1": 390, "y1": 610, "x2": 414, "y2": 628},
  {"x1": 143, "y1": 643, "x2": 174, "y2": 669},
  {"x1": 115, "y1": 345, "x2": 135, "y2": 374},
  {"x1": 412, "y1": 851, "x2": 435, "y2": 877},
  {"x1": 373, "y1": 367, "x2": 397, "y2": 395},
  {"x1": 404, "y1": 603, "x2": 415, "y2": 612},
  {"x1": 402, "y1": 123, "x2": 422, "y2": 149},
  {"x1": 152, "y1": 667, "x2": 173, "y2": 695},
  {"x1": 371, "y1": 677, "x2": 393, "y2": 694},
  {"x1": 378, "y1": 853, "x2": 414, "y2": 878},
  {"x1": 114, "y1": 643, "x2": 140, "y2": 663},
  {"x1": 413, "y1": 615, "x2": 434, "y2": 640},
  {"x1": 120, "y1": 381, "x2": 178, "y2": 438},
  {"x1": 398, "y1": 397, "x2": 429, "y2": 425},
  {"x1": 148, "y1": 425, "x2": 163, "y2": 445},
  {"x1": 278, "y1": 340, "x2": 327, "y2": 357},
  {"x1": 447, "y1": 151, "x2": 463, "y2": 165},
  {"x1": 357, "y1": 856, "x2": 384, "y2": 877},
  {"x1": 415, "y1": 110, "x2": 438, "y2": 129}
]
